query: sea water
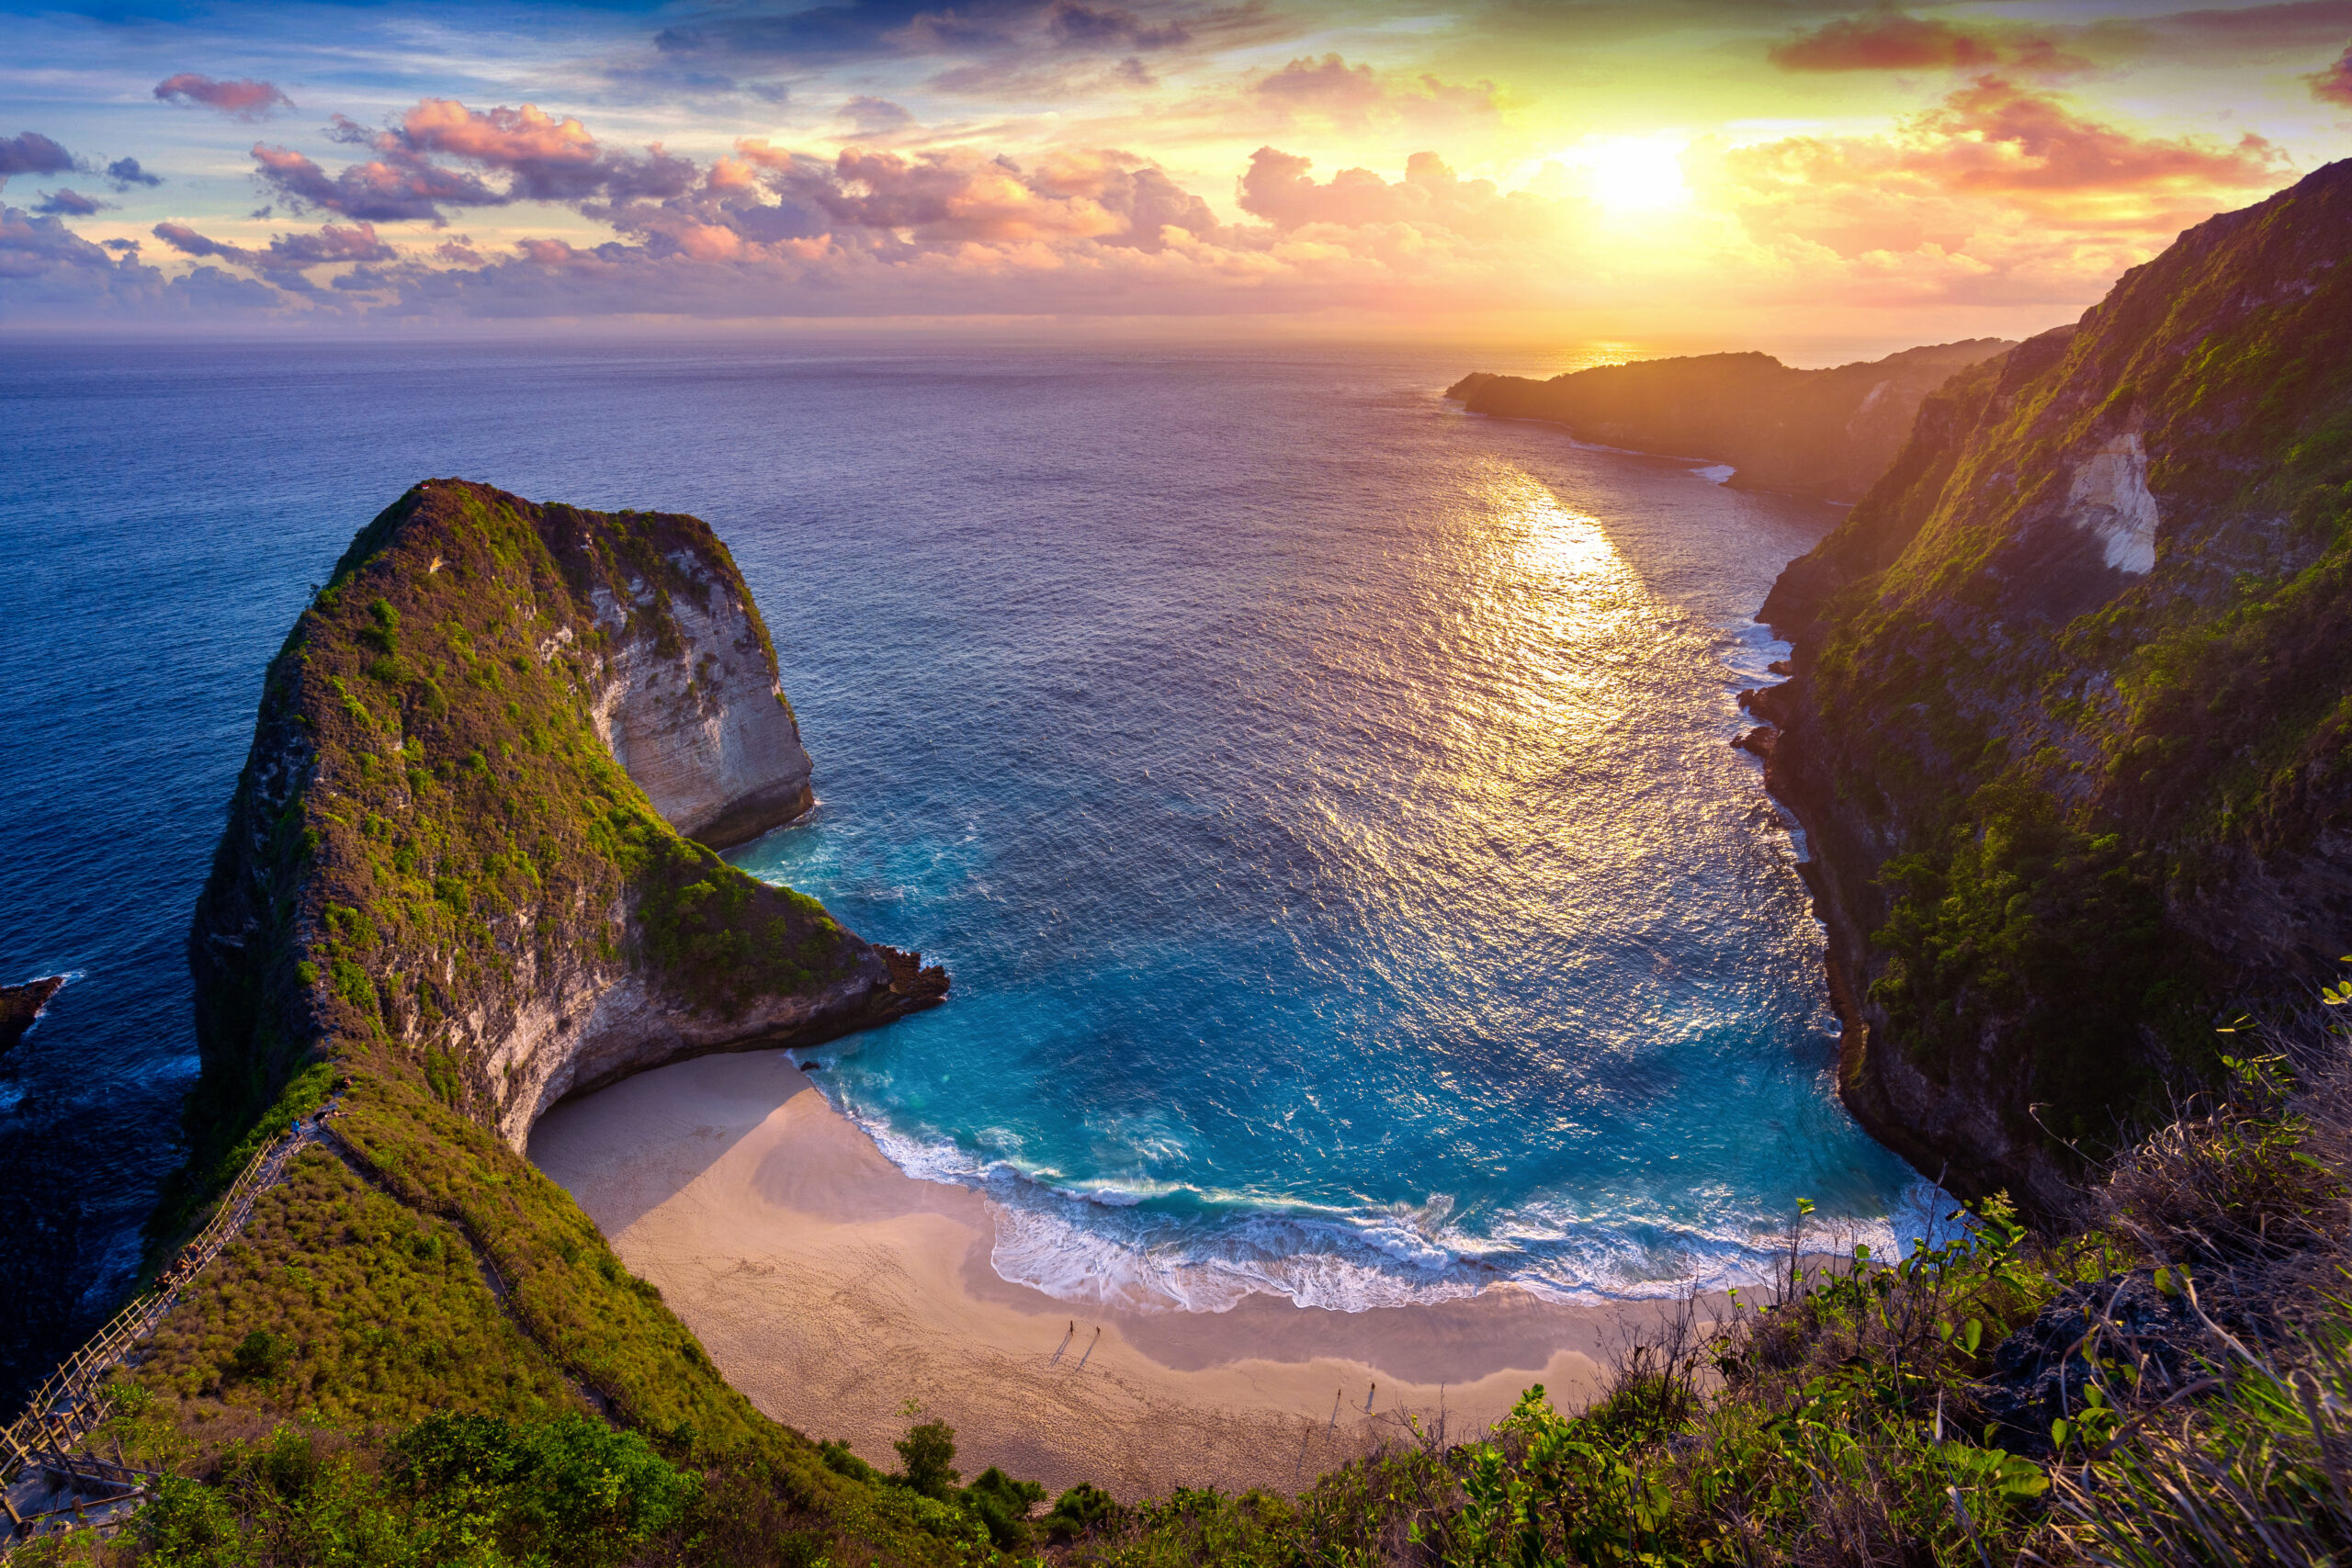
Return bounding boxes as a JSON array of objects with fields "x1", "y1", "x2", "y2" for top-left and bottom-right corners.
[{"x1": 0, "y1": 337, "x2": 1928, "y2": 1401}]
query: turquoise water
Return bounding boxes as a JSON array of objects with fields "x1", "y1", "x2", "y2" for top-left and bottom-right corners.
[
  {"x1": 718, "y1": 351, "x2": 1932, "y2": 1311},
  {"x1": 0, "y1": 340, "x2": 1925, "y2": 1403}
]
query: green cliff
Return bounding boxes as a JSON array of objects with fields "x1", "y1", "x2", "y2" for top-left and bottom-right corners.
[
  {"x1": 1447, "y1": 339, "x2": 2013, "y2": 502},
  {"x1": 107, "y1": 479, "x2": 958, "y2": 1564},
  {"x1": 1748, "y1": 158, "x2": 2352, "y2": 1208}
]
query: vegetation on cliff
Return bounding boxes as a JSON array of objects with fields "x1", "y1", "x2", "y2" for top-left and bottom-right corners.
[
  {"x1": 1752, "y1": 158, "x2": 2352, "y2": 1201},
  {"x1": 1446, "y1": 340, "x2": 2012, "y2": 502}
]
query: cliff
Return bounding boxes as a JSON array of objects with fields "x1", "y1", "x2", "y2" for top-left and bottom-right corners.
[
  {"x1": 85, "y1": 479, "x2": 964, "y2": 1564},
  {"x1": 1447, "y1": 339, "x2": 2014, "y2": 502},
  {"x1": 1747, "y1": 160, "x2": 2352, "y2": 1211},
  {"x1": 187, "y1": 478, "x2": 944, "y2": 1157}
]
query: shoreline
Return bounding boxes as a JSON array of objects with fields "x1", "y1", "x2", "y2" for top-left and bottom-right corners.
[{"x1": 529, "y1": 1051, "x2": 1716, "y2": 1500}]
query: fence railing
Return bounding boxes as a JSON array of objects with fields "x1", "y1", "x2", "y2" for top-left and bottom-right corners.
[{"x1": 3, "y1": 1111, "x2": 326, "y2": 1477}]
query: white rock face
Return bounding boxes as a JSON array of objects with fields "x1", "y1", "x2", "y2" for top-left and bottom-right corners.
[
  {"x1": 584, "y1": 549, "x2": 814, "y2": 849},
  {"x1": 2065, "y1": 432, "x2": 2161, "y2": 575}
]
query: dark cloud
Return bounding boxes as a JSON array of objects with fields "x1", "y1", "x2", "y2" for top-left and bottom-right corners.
[
  {"x1": 655, "y1": 0, "x2": 1006, "y2": 65},
  {"x1": 106, "y1": 156, "x2": 163, "y2": 189},
  {"x1": 2313, "y1": 44, "x2": 2352, "y2": 105},
  {"x1": 0, "y1": 131, "x2": 75, "y2": 187},
  {"x1": 153, "y1": 218, "x2": 398, "y2": 292},
  {"x1": 839, "y1": 96, "x2": 914, "y2": 132},
  {"x1": 153, "y1": 73, "x2": 294, "y2": 121},
  {"x1": 253, "y1": 141, "x2": 502, "y2": 224},
  {"x1": 32, "y1": 188, "x2": 108, "y2": 217},
  {"x1": 102, "y1": 238, "x2": 140, "y2": 253},
  {"x1": 1046, "y1": 0, "x2": 1187, "y2": 49},
  {"x1": 654, "y1": 0, "x2": 1204, "y2": 68},
  {"x1": 2141, "y1": 0, "x2": 2352, "y2": 51},
  {"x1": 1770, "y1": 13, "x2": 2086, "y2": 73},
  {"x1": 1255, "y1": 53, "x2": 1384, "y2": 108},
  {"x1": 0, "y1": 202, "x2": 194, "y2": 318}
]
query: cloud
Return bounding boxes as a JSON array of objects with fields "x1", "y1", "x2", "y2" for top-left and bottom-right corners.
[
  {"x1": 32, "y1": 188, "x2": 108, "y2": 217},
  {"x1": 1046, "y1": 0, "x2": 1187, "y2": 50},
  {"x1": 655, "y1": 0, "x2": 1236, "y2": 72},
  {"x1": 255, "y1": 100, "x2": 701, "y2": 223},
  {"x1": 838, "y1": 96, "x2": 914, "y2": 133},
  {"x1": 2313, "y1": 44, "x2": 2352, "y2": 106},
  {"x1": 400, "y1": 99, "x2": 696, "y2": 203},
  {"x1": 1213, "y1": 54, "x2": 1501, "y2": 137},
  {"x1": 1236, "y1": 148, "x2": 1552, "y2": 243},
  {"x1": 0, "y1": 202, "x2": 250, "y2": 319},
  {"x1": 252, "y1": 141, "x2": 502, "y2": 224},
  {"x1": 1701, "y1": 74, "x2": 2292, "y2": 308},
  {"x1": 153, "y1": 73, "x2": 293, "y2": 121},
  {"x1": 1769, "y1": 13, "x2": 2086, "y2": 74},
  {"x1": 0, "y1": 131, "x2": 75, "y2": 189},
  {"x1": 153, "y1": 218, "x2": 399, "y2": 291},
  {"x1": 2136, "y1": 0, "x2": 2352, "y2": 53},
  {"x1": 107, "y1": 156, "x2": 162, "y2": 189}
]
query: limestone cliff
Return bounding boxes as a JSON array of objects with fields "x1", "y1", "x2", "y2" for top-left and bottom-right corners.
[
  {"x1": 187, "y1": 479, "x2": 944, "y2": 1160},
  {"x1": 1746, "y1": 161, "x2": 2352, "y2": 1211},
  {"x1": 1447, "y1": 339, "x2": 2013, "y2": 502}
]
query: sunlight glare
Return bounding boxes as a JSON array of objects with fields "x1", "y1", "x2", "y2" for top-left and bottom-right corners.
[{"x1": 1563, "y1": 134, "x2": 1692, "y2": 217}]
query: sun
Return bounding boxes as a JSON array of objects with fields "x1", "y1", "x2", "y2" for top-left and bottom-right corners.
[{"x1": 1563, "y1": 134, "x2": 1692, "y2": 217}]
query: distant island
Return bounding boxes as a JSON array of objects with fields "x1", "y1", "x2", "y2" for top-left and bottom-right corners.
[{"x1": 1447, "y1": 339, "x2": 2015, "y2": 502}]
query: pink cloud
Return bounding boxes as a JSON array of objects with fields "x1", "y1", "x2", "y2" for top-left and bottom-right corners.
[
  {"x1": 154, "y1": 73, "x2": 293, "y2": 121},
  {"x1": 2312, "y1": 45, "x2": 2352, "y2": 107},
  {"x1": 1769, "y1": 14, "x2": 2086, "y2": 75},
  {"x1": 1237, "y1": 150, "x2": 1554, "y2": 243},
  {"x1": 1715, "y1": 74, "x2": 2289, "y2": 265}
]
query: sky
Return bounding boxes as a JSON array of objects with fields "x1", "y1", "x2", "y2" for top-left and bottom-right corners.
[{"x1": 4, "y1": 0, "x2": 2351, "y2": 348}]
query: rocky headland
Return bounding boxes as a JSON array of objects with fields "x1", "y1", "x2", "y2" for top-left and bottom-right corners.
[
  {"x1": 187, "y1": 478, "x2": 944, "y2": 1157},
  {"x1": 1447, "y1": 339, "x2": 2014, "y2": 502},
  {"x1": 1743, "y1": 158, "x2": 2352, "y2": 1211}
]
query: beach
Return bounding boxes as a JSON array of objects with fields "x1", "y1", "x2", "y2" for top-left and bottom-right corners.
[{"x1": 528, "y1": 1051, "x2": 1701, "y2": 1500}]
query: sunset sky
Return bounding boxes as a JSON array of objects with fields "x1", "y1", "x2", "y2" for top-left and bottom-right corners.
[{"x1": 6, "y1": 0, "x2": 2351, "y2": 348}]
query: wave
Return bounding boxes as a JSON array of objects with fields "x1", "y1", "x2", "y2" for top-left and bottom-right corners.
[{"x1": 818, "y1": 1074, "x2": 1951, "y2": 1314}]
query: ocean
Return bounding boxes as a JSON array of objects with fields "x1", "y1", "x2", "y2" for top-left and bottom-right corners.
[{"x1": 0, "y1": 336, "x2": 1928, "y2": 1403}]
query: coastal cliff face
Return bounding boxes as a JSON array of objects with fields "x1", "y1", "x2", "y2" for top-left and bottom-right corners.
[
  {"x1": 1748, "y1": 160, "x2": 2352, "y2": 1210},
  {"x1": 188, "y1": 478, "x2": 944, "y2": 1157},
  {"x1": 1447, "y1": 339, "x2": 2013, "y2": 502},
  {"x1": 583, "y1": 551, "x2": 814, "y2": 852}
]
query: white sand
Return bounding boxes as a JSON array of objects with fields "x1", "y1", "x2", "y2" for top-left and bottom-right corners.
[{"x1": 528, "y1": 1051, "x2": 1689, "y2": 1500}]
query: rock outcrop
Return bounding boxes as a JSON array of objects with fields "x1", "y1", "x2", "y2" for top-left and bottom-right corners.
[
  {"x1": 0, "y1": 976, "x2": 63, "y2": 1055},
  {"x1": 1447, "y1": 339, "x2": 2014, "y2": 502},
  {"x1": 187, "y1": 479, "x2": 944, "y2": 1156},
  {"x1": 1745, "y1": 162, "x2": 2352, "y2": 1211}
]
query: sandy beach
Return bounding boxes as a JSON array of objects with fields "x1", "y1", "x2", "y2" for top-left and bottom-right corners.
[{"x1": 528, "y1": 1051, "x2": 1719, "y2": 1499}]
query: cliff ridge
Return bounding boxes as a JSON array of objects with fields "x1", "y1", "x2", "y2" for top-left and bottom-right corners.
[{"x1": 1747, "y1": 160, "x2": 2352, "y2": 1209}]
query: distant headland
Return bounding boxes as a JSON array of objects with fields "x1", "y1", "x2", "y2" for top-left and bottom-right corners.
[{"x1": 1447, "y1": 339, "x2": 2014, "y2": 502}]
